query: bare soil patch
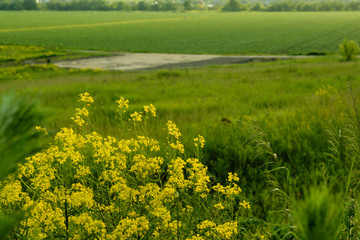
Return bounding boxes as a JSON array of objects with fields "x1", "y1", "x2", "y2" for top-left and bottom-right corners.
[{"x1": 55, "y1": 52, "x2": 310, "y2": 71}]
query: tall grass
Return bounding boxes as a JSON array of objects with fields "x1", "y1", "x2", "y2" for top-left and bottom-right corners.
[
  {"x1": 2, "y1": 54, "x2": 360, "y2": 238},
  {"x1": 294, "y1": 187, "x2": 343, "y2": 240}
]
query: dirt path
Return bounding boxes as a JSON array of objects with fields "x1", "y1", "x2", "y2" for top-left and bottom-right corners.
[{"x1": 55, "y1": 52, "x2": 310, "y2": 71}]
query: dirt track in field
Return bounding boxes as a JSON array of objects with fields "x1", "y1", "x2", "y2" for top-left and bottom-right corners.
[{"x1": 55, "y1": 52, "x2": 310, "y2": 71}]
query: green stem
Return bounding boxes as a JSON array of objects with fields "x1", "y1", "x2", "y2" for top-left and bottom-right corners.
[{"x1": 345, "y1": 157, "x2": 355, "y2": 199}]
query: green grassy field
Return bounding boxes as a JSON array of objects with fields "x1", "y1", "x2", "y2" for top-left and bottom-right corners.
[
  {"x1": 1, "y1": 9, "x2": 360, "y2": 235},
  {"x1": 1, "y1": 53, "x2": 359, "y2": 222},
  {"x1": 0, "y1": 11, "x2": 360, "y2": 54},
  {"x1": 1, "y1": 40, "x2": 360, "y2": 237}
]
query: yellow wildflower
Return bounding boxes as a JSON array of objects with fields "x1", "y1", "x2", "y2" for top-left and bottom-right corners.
[
  {"x1": 144, "y1": 103, "x2": 157, "y2": 117},
  {"x1": 35, "y1": 126, "x2": 48, "y2": 135},
  {"x1": 167, "y1": 120, "x2": 181, "y2": 139},
  {"x1": 74, "y1": 165, "x2": 91, "y2": 179},
  {"x1": 215, "y1": 221, "x2": 238, "y2": 239},
  {"x1": 194, "y1": 135, "x2": 205, "y2": 148},
  {"x1": 70, "y1": 212, "x2": 106, "y2": 238},
  {"x1": 186, "y1": 158, "x2": 210, "y2": 195},
  {"x1": 0, "y1": 180, "x2": 28, "y2": 206},
  {"x1": 110, "y1": 177, "x2": 139, "y2": 202},
  {"x1": 69, "y1": 183, "x2": 94, "y2": 208},
  {"x1": 24, "y1": 200, "x2": 65, "y2": 237},
  {"x1": 239, "y1": 200, "x2": 251, "y2": 209},
  {"x1": 109, "y1": 216, "x2": 149, "y2": 240},
  {"x1": 213, "y1": 203, "x2": 225, "y2": 210},
  {"x1": 227, "y1": 172, "x2": 239, "y2": 182},
  {"x1": 71, "y1": 107, "x2": 89, "y2": 127},
  {"x1": 130, "y1": 154, "x2": 164, "y2": 178},
  {"x1": 186, "y1": 235, "x2": 205, "y2": 240},
  {"x1": 212, "y1": 182, "x2": 242, "y2": 196},
  {"x1": 116, "y1": 97, "x2": 129, "y2": 113},
  {"x1": 79, "y1": 92, "x2": 94, "y2": 106},
  {"x1": 170, "y1": 140, "x2": 185, "y2": 153},
  {"x1": 167, "y1": 157, "x2": 189, "y2": 189},
  {"x1": 137, "y1": 135, "x2": 160, "y2": 152},
  {"x1": 129, "y1": 111, "x2": 142, "y2": 122}
]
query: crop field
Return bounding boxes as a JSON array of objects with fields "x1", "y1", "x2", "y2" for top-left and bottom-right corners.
[{"x1": 0, "y1": 11, "x2": 360, "y2": 54}]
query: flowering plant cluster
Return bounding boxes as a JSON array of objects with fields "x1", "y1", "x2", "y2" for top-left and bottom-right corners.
[{"x1": 0, "y1": 93, "x2": 250, "y2": 239}]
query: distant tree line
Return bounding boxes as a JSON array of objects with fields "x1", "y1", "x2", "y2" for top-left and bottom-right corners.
[
  {"x1": 0, "y1": 0, "x2": 359, "y2": 11},
  {"x1": 0, "y1": 0, "x2": 212, "y2": 11},
  {"x1": 223, "y1": 0, "x2": 360, "y2": 11}
]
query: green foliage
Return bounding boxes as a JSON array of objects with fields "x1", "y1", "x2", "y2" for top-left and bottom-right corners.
[
  {"x1": 339, "y1": 38, "x2": 359, "y2": 61},
  {"x1": 0, "y1": 92, "x2": 43, "y2": 239},
  {"x1": 294, "y1": 187, "x2": 343, "y2": 240},
  {"x1": 137, "y1": 1, "x2": 150, "y2": 11},
  {"x1": 2, "y1": 0, "x2": 360, "y2": 11},
  {"x1": 183, "y1": 0, "x2": 191, "y2": 10},
  {"x1": 222, "y1": 0, "x2": 247, "y2": 11},
  {"x1": 0, "y1": 93, "x2": 42, "y2": 180},
  {"x1": 23, "y1": 0, "x2": 36, "y2": 10}
]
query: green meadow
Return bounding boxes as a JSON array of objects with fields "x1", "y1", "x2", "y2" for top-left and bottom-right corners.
[{"x1": 0, "y1": 11, "x2": 360, "y2": 54}]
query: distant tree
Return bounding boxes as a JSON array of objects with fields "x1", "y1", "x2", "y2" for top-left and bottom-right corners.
[
  {"x1": 266, "y1": 1, "x2": 292, "y2": 11},
  {"x1": 164, "y1": 1, "x2": 179, "y2": 11},
  {"x1": 222, "y1": 0, "x2": 247, "y2": 11},
  {"x1": 46, "y1": 0, "x2": 65, "y2": 10},
  {"x1": 10, "y1": 0, "x2": 23, "y2": 10},
  {"x1": 183, "y1": 0, "x2": 191, "y2": 10},
  {"x1": 332, "y1": 1, "x2": 345, "y2": 11},
  {"x1": 88, "y1": 0, "x2": 108, "y2": 10},
  {"x1": 347, "y1": 1, "x2": 360, "y2": 10},
  {"x1": 23, "y1": 0, "x2": 37, "y2": 10},
  {"x1": 137, "y1": 1, "x2": 150, "y2": 10},
  {"x1": 0, "y1": 0, "x2": 11, "y2": 9},
  {"x1": 251, "y1": 2, "x2": 264, "y2": 11},
  {"x1": 0, "y1": 2, "x2": 10, "y2": 9},
  {"x1": 151, "y1": 1, "x2": 163, "y2": 11},
  {"x1": 111, "y1": 1, "x2": 131, "y2": 10}
]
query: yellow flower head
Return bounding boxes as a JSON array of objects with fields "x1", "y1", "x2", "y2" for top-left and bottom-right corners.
[
  {"x1": 35, "y1": 126, "x2": 48, "y2": 136},
  {"x1": 167, "y1": 120, "x2": 181, "y2": 139},
  {"x1": 213, "y1": 203, "x2": 225, "y2": 210},
  {"x1": 79, "y1": 92, "x2": 94, "y2": 106},
  {"x1": 116, "y1": 97, "x2": 129, "y2": 113},
  {"x1": 227, "y1": 172, "x2": 239, "y2": 182},
  {"x1": 239, "y1": 200, "x2": 250, "y2": 209},
  {"x1": 194, "y1": 135, "x2": 205, "y2": 148},
  {"x1": 170, "y1": 140, "x2": 185, "y2": 154},
  {"x1": 144, "y1": 104, "x2": 157, "y2": 117},
  {"x1": 129, "y1": 111, "x2": 143, "y2": 122},
  {"x1": 71, "y1": 107, "x2": 89, "y2": 127}
]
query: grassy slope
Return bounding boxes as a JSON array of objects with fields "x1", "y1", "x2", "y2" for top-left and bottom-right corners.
[
  {"x1": 1, "y1": 55, "x2": 360, "y2": 218},
  {"x1": 0, "y1": 57, "x2": 356, "y2": 126},
  {"x1": 0, "y1": 11, "x2": 360, "y2": 54}
]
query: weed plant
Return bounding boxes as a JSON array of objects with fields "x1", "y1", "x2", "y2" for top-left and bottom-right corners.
[
  {"x1": 0, "y1": 93, "x2": 261, "y2": 239},
  {"x1": 339, "y1": 38, "x2": 359, "y2": 61}
]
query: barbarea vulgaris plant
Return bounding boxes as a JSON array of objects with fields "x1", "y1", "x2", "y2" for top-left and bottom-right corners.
[{"x1": 0, "y1": 92, "x2": 250, "y2": 239}]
